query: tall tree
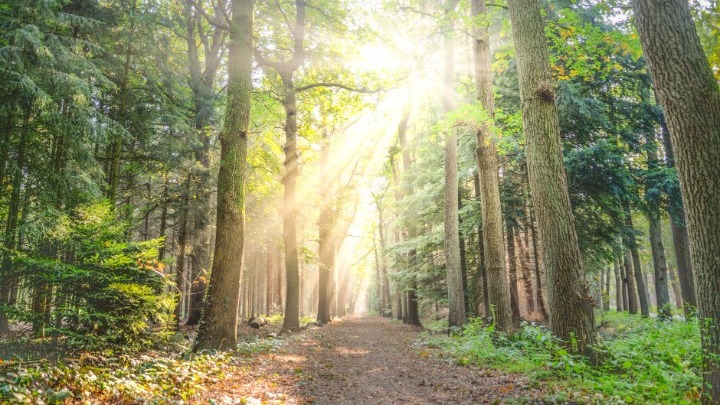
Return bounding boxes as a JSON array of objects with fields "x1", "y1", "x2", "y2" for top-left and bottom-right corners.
[
  {"x1": 508, "y1": 0, "x2": 596, "y2": 354},
  {"x1": 470, "y1": 0, "x2": 513, "y2": 332},
  {"x1": 632, "y1": 0, "x2": 720, "y2": 400},
  {"x1": 442, "y1": 0, "x2": 466, "y2": 328},
  {"x1": 193, "y1": 0, "x2": 253, "y2": 351}
]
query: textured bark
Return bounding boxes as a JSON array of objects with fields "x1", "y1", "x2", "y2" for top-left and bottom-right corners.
[
  {"x1": 508, "y1": 0, "x2": 595, "y2": 353},
  {"x1": 471, "y1": 0, "x2": 513, "y2": 332},
  {"x1": 632, "y1": 1, "x2": 720, "y2": 397},
  {"x1": 623, "y1": 252, "x2": 639, "y2": 314},
  {"x1": 603, "y1": 267, "x2": 611, "y2": 311},
  {"x1": 193, "y1": 0, "x2": 253, "y2": 351},
  {"x1": 624, "y1": 207, "x2": 650, "y2": 316},
  {"x1": 619, "y1": 257, "x2": 629, "y2": 311},
  {"x1": 660, "y1": 122, "x2": 696, "y2": 313}
]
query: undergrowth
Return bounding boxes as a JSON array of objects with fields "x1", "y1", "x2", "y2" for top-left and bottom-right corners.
[
  {"x1": 422, "y1": 311, "x2": 701, "y2": 404},
  {"x1": 0, "y1": 332, "x2": 286, "y2": 403}
]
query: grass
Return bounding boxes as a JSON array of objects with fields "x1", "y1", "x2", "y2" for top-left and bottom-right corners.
[{"x1": 421, "y1": 311, "x2": 702, "y2": 404}]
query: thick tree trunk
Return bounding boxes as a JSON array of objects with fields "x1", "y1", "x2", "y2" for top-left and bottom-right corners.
[
  {"x1": 193, "y1": 0, "x2": 253, "y2": 351},
  {"x1": 632, "y1": 2, "x2": 720, "y2": 398},
  {"x1": 508, "y1": 0, "x2": 595, "y2": 353},
  {"x1": 471, "y1": 0, "x2": 513, "y2": 332}
]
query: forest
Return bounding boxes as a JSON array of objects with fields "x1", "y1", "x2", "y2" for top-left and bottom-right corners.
[{"x1": 0, "y1": 0, "x2": 719, "y2": 403}]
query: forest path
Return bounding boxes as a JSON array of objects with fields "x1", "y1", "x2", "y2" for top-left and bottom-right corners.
[{"x1": 204, "y1": 316, "x2": 535, "y2": 404}]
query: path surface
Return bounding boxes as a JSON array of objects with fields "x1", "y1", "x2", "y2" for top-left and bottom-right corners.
[{"x1": 205, "y1": 316, "x2": 536, "y2": 404}]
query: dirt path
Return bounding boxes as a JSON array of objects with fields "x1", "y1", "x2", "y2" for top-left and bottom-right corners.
[{"x1": 205, "y1": 316, "x2": 535, "y2": 404}]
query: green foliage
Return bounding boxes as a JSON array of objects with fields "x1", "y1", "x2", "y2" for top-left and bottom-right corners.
[
  {"x1": 423, "y1": 312, "x2": 701, "y2": 403},
  {"x1": 7, "y1": 203, "x2": 173, "y2": 350},
  {"x1": 0, "y1": 351, "x2": 237, "y2": 403}
]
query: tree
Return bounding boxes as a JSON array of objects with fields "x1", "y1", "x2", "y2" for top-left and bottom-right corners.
[
  {"x1": 470, "y1": 0, "x2": 513, "y2": 332},
  {"x1": 441, "y1": 0, "x2": 466, "y2": 328},
  {"x1": 632, "y1": 0, "x2": 720, "y2": 401},
  {"x1": 507, "y1": 0, "x2": 596, "y2": 354},
  {"x1": 193, "y1": 0, "x2": 253, "y2": 351}
]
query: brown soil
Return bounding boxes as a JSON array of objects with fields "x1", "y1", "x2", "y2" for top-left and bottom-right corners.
[{"x1": 204, "y1": 316, "x2": 537, "y2": 404}]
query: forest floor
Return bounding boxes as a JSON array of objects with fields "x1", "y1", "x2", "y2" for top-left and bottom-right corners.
[{"x1": 204, "y1": 316, "x2": 540, "y2": 404}]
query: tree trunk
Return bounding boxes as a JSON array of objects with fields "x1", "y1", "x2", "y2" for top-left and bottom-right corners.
[
  {"x1": 660, "y1": 122, "x2": 696, "y2": 314},
  {"x1": 317, "y1": 130, "x2": 334, "y2": 324},
  {"x1": 603, "y1": 267, "x2": 611, "y2": 311},
  {"x1": 518, "y1": 229, "x2": 536, "y2": 314},
  {"x1": 193, "y1": 0, "x2": 253, "y2": 351},
  {"x1": 624, "y1": 206, "x2": 650, "y2": 316},
  {"x1": 174, "y1": 176, "x2": 191, "y2": 327},
  {"x1": 623, "y1": 251, "x2": 639, "y2": 314},
  {"x1": 528, "y1": 201, "x2": 548, "y2": 320},
  {"x1": 471, "y1": 0, "x2": 513, "y2": 332},
  {"x1": 508, "y1": 0, "x2": 595, "y2": 353},
  {"x1": 669, "y1": 265, "x2": 684, "y2": 310},
  {"x1": 473, "y1": 172, "x2": 490, "y2": 317},
  {"x1": 506, "y1": 226, "x2": 521, "y2": 320},
  {"x1": 613, "y1": 259, "x2": 623, "y2": 311},
  {"x1": 645, "y1": 132, "x2": 671, "y2": 319},
  {"x1": 632, "y1": 2, "x2": 720, "y2": 398}
]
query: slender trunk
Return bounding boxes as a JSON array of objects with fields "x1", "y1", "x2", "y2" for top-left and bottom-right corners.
[
  {"x1": 193, "y1": 0, "x2": 253, "y2": 351},
  {"x1": 623, "y1": 251, "x2": 638, "y2": 314},
  {"x1": 280, "y1": 73, "x2": 301, "y2": 333},
  {"x1": 645, "y1": 132, "x2": 671, "y2": 319},
  {"x1": 625, "y1": 206, "x2": 650, "y2": 316},
  {"x1": 603, "y1": 267, "x2": 611, "y2": 311},
  {"x1": 613, "y1": 259, "x2": 623, "y2": 311},
  {"x1": 508, "y1": 0, "x2": 595, "y2": 353},
  {"x1": 158, "y1": 179, "x2": 170, "y2": 261},
  {"x1": 506, "y1": 226, "x2": 521, "y2": 320},
  {"x1": 529, "y1": 202, "x2": 548, "y2": 320},
  {"x1": 471, "y1": 0, "x2": 513, "y2": 332},
  {"x1": 518, "y1": 229, "x2": 535, "y2": 314},
  {"x1": 175, "y1": 175, "x2": 191, "y2": 327},
  {"x1": 473, "y1": 172, "x2": 490, "y2": 317},
  {"x1": 668, "y1": 265, "x2": 683, "y2": 309},
  {"x1": 318, "y1": 130, "x2": 334, "y2": 324}
]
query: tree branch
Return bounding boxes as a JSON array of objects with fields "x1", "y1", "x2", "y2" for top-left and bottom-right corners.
[{"x1": 295, "y1": 82, "x2": 384, "y2": 93}]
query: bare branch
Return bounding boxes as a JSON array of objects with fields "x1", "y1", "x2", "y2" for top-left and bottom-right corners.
[{"x1": 295, "y1": 82, "x2": 384, "y2": 93}]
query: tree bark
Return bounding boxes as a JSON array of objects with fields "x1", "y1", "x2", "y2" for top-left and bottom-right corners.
[
  {"x1": 471, "y1": 0, "x2": 513, "y2": 332},
  {"x1": 317, "y1": 131, "x2": 334, "y2": 324},
  {"x1": 632, "y1": 2, "x2": 720, "y2": 398},
  {"x1": 193, "y1": 0, "x2": 253, "y2": 351},
  {"x1": 441, "y1": 0, "x2": 465, "y2": 328},
  {"x1": 508, "y1": 0, "x2": 595, "y2": 353},
  {"x1": 473, "y1": 172, "x2": 490, "y2": 317}
]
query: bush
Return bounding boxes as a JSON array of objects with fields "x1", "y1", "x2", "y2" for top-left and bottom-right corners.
[{"x1": 5, "y1": 203, "x2": 174, "y2": 351}]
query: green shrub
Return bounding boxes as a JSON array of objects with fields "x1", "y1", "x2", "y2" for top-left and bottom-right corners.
[{"x1": 6, "y1": 203, "x2": 174, "y2": 351}]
